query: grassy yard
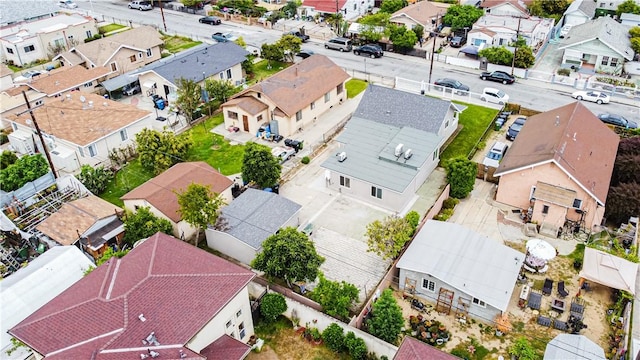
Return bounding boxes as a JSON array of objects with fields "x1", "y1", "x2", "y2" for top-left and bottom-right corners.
[
  {"x1": 185, "y1": 114, "x2": 245, "y2": 175},
  {"x1": 440, "y1": 102, "x2": 499, "y2": 163},
  {"x1": 163, "y1": 34, "x2": 202, "y2": 54},
  {"x1": 98, "y1": 23, "x2": 127, "y2": 34},
  {"x1": 251, "y1": 60, "x2": 289, "y2": 83},
  {"x1": 100, "y1": 159, "x2": 155, "y2": 207},
  {"x1": 346, "y1": 79, "x2": 367, "y2": 98}
]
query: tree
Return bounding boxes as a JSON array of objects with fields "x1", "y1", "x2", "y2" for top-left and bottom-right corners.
[
  {"x1": 242, "y1": 54, "x2": 256, "y2": 78},
  {"x1": 261, "y1": 43, "x2": 284, "y2": 68},
  {"x1": 446, "y1": 157, "x2": 476, "y2": 199},
  {"x1": 412, "y1": 24, "x2": 425, "y2": 43},
  {"x1": 442, "y1": 5, "x2": 484, "y2": 30},
  {"x1": 281, "y1": 0, "x2": 300, "y2": 18},
  {"x1": 631, "y1": 38, "x2": 640, "y2": 55},
  {"x1": 234, "y1": 36, "x2": 247, "y2": 48},
  {"x1": 630, "y1": 26, "x2": 640, "y2": 38},
  {"x1": 76, "y1": 165, "x2": 114, "y2": 195},
  {"x1": 360, "y1": 24, "x2": 386, "y2": 42},
  {"x1": 366, "y1": 215, "x2": 413, "y2": 260},
  {"x1": 528, "y1": 0, "x2": 569, "y2": 22},
  {"x1": 389, "y1": 25, "x2": 418, "y2": 53},
  {"x1": 514, "y1": 45, "x2": 535, "y2": 69},
  {"x1": 478, "y1": 46, "x2": 513, "y2": 66},
  {"x1": 322, "y1": 323, "x2": 345, "y2": 352},
  {"x1": 358, "y1": 12, "x2": 390, "y2": 26},
  {"x1": 612, "y1": 153, "x2": 640, "y2": 186},
  {"x1": 310, "y1": 273, "x2": 359, "y2": 320},
  {"x1": 617, "y1": 0, "x2": 640, "y2": 16},
  {"x1": 605, "y1": 182, "x2": 640, "y2": 225},
  {"x1": 0, "y1": 150, "x2": 18, "y2": 169},
  {"x1": 0, "y1": 154, "x2": 50, "y2": 192},
  {"x1": 260, "y1": 293, "x2": 287, "y2": 322},
  {"x1": 366, "y1": 289, "x2": 403, "y2": 344},
  {"x1": 96, "y1": 247, "x2": 129, "y2": 266},
  {"x1": 176, "y1": 183, "x2": 225, "y2": 246},
  {"x1": 509, "y1": 337, "x2": 537, "y2": 360},
  {"x1": 380, "y1": 0, "x2": 407, "y2": 14},
  {"x1": 176, "y1": 77, "x2": 202, "y2": 123},
  {"x1": 277, "y1": 35, "x2": 302, "y2": 63},
  {"x1": 180, "y1": 0, "x2": 202, "y2": 7},
  {"x1": 122, "y1": 207, "x2": 174, "y2": 246},
  {"x1": 241, "y1": 142, "x2": 281, "y2": 188},
  {"x1": 135, "y1": 128, "x2": 192, "y2": 175},
  {"x1": 204, "y1": 79, "x2": 235, "y2": 104},
  {"x1": 344, "y1": 332, "x2": 367, "y2": 360},
  {"x1": 405, "y1": 211, "x2": 420, "y2": 235},
  {"x1": 252, "y1": 227, "x2": 325, "y2": 285}
]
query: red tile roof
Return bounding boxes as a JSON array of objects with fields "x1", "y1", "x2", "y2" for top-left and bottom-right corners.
[
  {"x1": 9, "y1": 232, "x2": 255, "y2": 359},
  {"x1": 394, "y1": 336, "x2": 460, "y2": 360},
  {"x1": 200, "y1": 334, "x2": 251, "y2": 360},
  {"x1": 302, "y1": 0, "x2": 347, "y2": 13}
]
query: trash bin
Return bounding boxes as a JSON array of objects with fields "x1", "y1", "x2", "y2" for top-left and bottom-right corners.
[{"x1": 156, "y1": 99, "x2": 165, "y2": 110}]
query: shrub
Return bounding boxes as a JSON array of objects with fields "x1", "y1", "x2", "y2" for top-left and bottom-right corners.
[
  {"x1": 557, "y1": 68, "x2": 571, "y2": 76},
  {"x1": 301, "y1": 156, "x2": 310, "y2": 164},
  {"x1": 0, "y1": 132, "x2": 8, "y2": 145},
  {"x1": 322, "y1": 323, "x2": 345, "y2": 352},
  {"x1": 405, "y1": 211, "x2": 420, "y2": 228},
  {"x1": 442, "y1": 197, "x2": 459, "y2": 209},
  {"x1": 259, "y1": 293, "x2": 287, "y2": 323},
  {"x1": 345, "y1": 331, "x2": 368, "y2": 360}
]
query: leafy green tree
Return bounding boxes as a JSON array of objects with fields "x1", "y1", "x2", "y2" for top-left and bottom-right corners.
[
  {"x1": 514, "y1": 45, "x2": 535, "y2": 69},
  {"x1": 176, "y1": 77, "x2": 202, "y2": 123},
  {"x1": 412, "y1": 24, "x2": 425, "y2": 42},
  {"x1": 388, "y1": 25, "x2": 418, "y2": 53},
  {"x1": 135, "y1": 128, "x2": 192, "y2": 175},
  {"x1": 366, "y1": 289, "x2": 403, "y2": 344},
  {"x1": 310, "y1": 273, "x2": 359, "y2": 320},
  {"x1": 617, "y1": 0, "x2": 640, "y2": 16},
  {"x1": 260, "y1": 293, "x2": 287, "y2": 322},
  {"x1": 76, "y1": 165, "x2": 114, "y2": 195},
  {"x1": 479, "y1": 46, "x2": 513, "y2": 66},
  {"x1": 0, "y1": 154, "x2": 49, "y2": 192},
  {"x1": 509, "y1": 337, "x2": 537, "y2": 360},
  {"x1": 180, "y1": 0, "x2": 201, "y2": 7},
  {"x1": 322, "y1": 323, "x2": 345, "y2": 352},
  {"x1": 277, "y1": 35, "x2": 302, "y2": 63},
  {"x1": 528, "y1": 0, "x2": 568, "y2": 23},
  {"x1": 252, "y1": 227, "x2": 325, "y2": 285},
  {"x1": 344, "y1": 332, "x2": 367, "y2": 360},
  {"x1": 612, "y1": 137, "x2": 640, "y2": 186},
  {"x1": 122, "y1": 207, "x2": 174, "y2": 246},
  {"x1": 360, "y1": 24, "x2": 386, "y2": 42},
  {"x1": 234, "y1": 36, "x2": 247, "y2": 48},
  {"x1": 631, "y1": 38, "x2": 640, "y2": 55},
  {"x1": 261, "y1": 43, "x2": 284, "y2": 68},
  {"x1": 442, "y1": 5, "x2": 483, "y2": 30},
  {"x1": 630, "y1": 26, "x2": 640, "y2": 39},
  {"x1": 404, "y1": 211, "x2": 420, "y2": 235},
  {"x1": 281, "y1": 0, "x2": 300, "y2": 18},
  {"x1": 358, "y1": 12, "x2": 390, "y2": 26},
  {"x1": 242, "y1": 54, "x2": 256, "y2": 77},
  {"x1": 0, "y1": 150, "x2": 17, "y2": 169},
  {"x1": 204, "y1": 79, "x2": 235, "y2": 104},
  {"x1": 446, "y1": 157, "x2": 476, "y2": 199},
  {"x1": 176, "y1": 183, "x2": 226, "y2": 246},
  {"x1": 380, "y1": 0, "x2": 407, "y2": 14},
  {"x1": 366, "y1": 215, "x2": 413, "y2": 260},
  {"x1": 241, "y1": 142, "x2": 281, "y2": 188},
  {"x1": 96, "y1": 247, "x2": 129, "y2": 266}
]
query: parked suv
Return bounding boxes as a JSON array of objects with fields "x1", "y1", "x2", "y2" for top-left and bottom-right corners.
[
  {"x1": 324, "y1": 37, "x2": 352, "y2": 52},
  {"x1": 506, "y1": 117, "x2": 527, "y2": 140},
  {"x1": 353, "y1": 44, "x2": 383, "y2": 58},
  {"x1": 128, "y1": 1, "x2": 153, "y2": 10},
  {"x1": 450, "y1": 36, "x2": 466, "y2": 48},
  {"x1": 482, "y1": 141, "x2": 509, "y2": 168}
]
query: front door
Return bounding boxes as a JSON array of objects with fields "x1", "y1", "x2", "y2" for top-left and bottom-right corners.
[{"x1": 242, "y1": 115, "x2": 249, "y2": 132}]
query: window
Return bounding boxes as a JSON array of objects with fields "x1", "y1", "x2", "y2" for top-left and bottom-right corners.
[
  {"x1": 110, "y1": 62, "x2": 117, "y2": 71},
  {"x1": 88, "y1": 144, "x2": 97, "y2": 157},
  {"x1": 353, "y1": 3, "x2": 356, "y2": 9},
  {"x1": 371, "y1": 186, "x2": 382, "y2": 199},
  {"x1": 238, "y1": 322, "x2": 246, "y2": 339},
  {"x1": 310, "y1": 101, "x2": 315, "y2": 110},
  {"x1": 77, "y1": 146, "x2": 84, "y2": 157},
  {"x1": 146, "y1": 48, "x2": 152, "y2": 57},
  {"x1": 422, "y1": 278, "x2": 435, "y2": 292},
  {"x1": 228, "y1": 111, "x2": 238, "y2": 120},
  {"x1": 324, "y1": 92, "x2": 330, "y2": 103},
  {"x1": 432, "y1": 148, "x2": 439, "y2": 161},
  {"x1": 129, "y1": 54, "x2": 136, "y2": 63},
  {"x1": 236, "y1": 310, "x2": 242, "y2": 318},
  {"x1": 11, "y1": 123, "x2": 18, "y2": 131},
  {"x1": 542, "y1": 205, "x2": 549, "y2": 214},
  {"x1": 529, "y1": 186, "x2": 536, "y2": 200},
  {"x1": 296, "y1": 110, "x2": 302, "y2": 121},
  {"x1": 226, "y1": 320, "x2": 232, "y2": 328},
  {"x1": 83, "y1": 81, "x2": 93, "y2": 88},
  {"x1": 339, "y1": 176, "x2": 350, "y2": 188},
  {"x1": 472, "y1": 298, "x2": 486, "y2": 307},
  {"x1": 601, "y1": 56, "x2": 609, "y2": 66},
  {"x1": 6, "y1": 47, "x2": 14, "y2": 54},
  {"x1": 219, "y1": 72, "x2": 224, "y2": 79},
  {"x1": 336, "y1": 83, "x2": 344, "y2": 94},
  {"x1": 445, "y1": 119, "x2": 449, "y2": 128},
  {"x1": 226, "y1": 69, "x2": 232, "y2": 79},
  {"x1": 610, "y1": 58, "x2": 618, "y2": 67},
  {"x1": 24, "y1": 45, "x2": 35, "y2": 53},
  {"x1": 572, "y1": 199, "x2": 582, "y2": 209},
  {"x1": 120, "y1": 129, "x2": 128, "y2": 141},
  {"x1": 257, "y1": 93, "x2": 261, "y2": 98},
  {"x1": 86, "y1": 30, "x2": 92, "y2": 38},
  {"x1": 54, "y1": 38, "x2": 64, "y2": 47},
  {"x1": 257, "y1": 115, "x2": 263, "y2": 122},
  {"x1": 138, "y1": 52, "x2": 143, "y2": 59}
]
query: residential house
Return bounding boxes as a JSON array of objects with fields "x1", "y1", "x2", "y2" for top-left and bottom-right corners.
[
  {"x1": 0, "y1": 14, "x2": 98, "y2": 66},
  {"x1": 1, "y1": 1, "x2": 59, "y2": 27},
  {"x1": 36, "y1": 195, "x2": 124, "y2": 259},
  {"x1": 620, "y1": 13, "x2": 640, "y2": 28},
  {"x1": 6, "y1": 92, "x2": 154, "y2": 174},
  {"x1": 298, "y1": 0, "x2": 373, "y2": 21},
  {"x1": 0, "y1": 63, "x2": 13, "y2": 90},
  {"x1": 321, "y1": 117, "x2": 441, "y2": 214},
  {"x1": 16, "y1": 64, "x2": 112, "y2": 96},
  {"x1": 558, "y1": 17, "x2": 635, "y2": 74},
  {"x1": 9, "y1": 232, "x2": 256, "y2": 360},
  {"x1": 561, "y1": 0, "x2": 596, "y2": 27},
  {"x1": 494, "y1": 102, "x2": 619, "y2": 234},
  {"x1": 205, "y1": 188, "x2": 302, "y2": 265},
  {"x1": 394, "y1": 336, "x2": 459, "y2": 360},
  {"x1": 469, "y1": 14, "x2": 554, "y2": 48},
  {"x1": 221, "y1": 55, "x2": 349, "y2": 137},
  {"x1": 0, "y1": 85, "x2": 46, "y2": 129},
  {"x1": 480, "y1": 0, "x2": 531, "y2": 17},
  {"x1": 0, "y1": 246, "x2": 94, "y2": 360},
  {"x1": 54, "y1": 26, "x2": 163, "y2": 77},
  {"x1": 397, "y1": 220, "x2": 525, "y2": 321},
  {"x1": 389, "y1": 1, "x2": 451, "y2": 32},
  {"x1": 121, "y1": 162, "x2": 234, "y2": 240}
]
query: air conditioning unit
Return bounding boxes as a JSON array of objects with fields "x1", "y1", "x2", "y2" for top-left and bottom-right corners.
[{"x1": 337, "y1": 152, "x2": 347, "y2": 162}]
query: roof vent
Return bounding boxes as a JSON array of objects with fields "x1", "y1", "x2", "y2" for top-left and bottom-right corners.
[
  {"x1": 140, "y1": 354, "x2": 149, "y2": 359},
  {"x1": 394, "y1": 143, "x2": 404, "y2": 157},
  {"x1": 573, "y1": 132, "x2": 577, "y2": 141},
  {"x1": 337, "y1": 152, "x2": 347, "y2": 162},
  {"x1": 555, "y1": 115, "x2": 560, "y2": 126},
  {"x1": 179, "y1": 350, "x2": 187, "y2": 359},
  {"x1": 404, "y1": 149, "x2": 413, "y2": 160},
  {"x1": 138, "y1": 314, "x2": 146, "y2": 322},
  {"x1": 88, "y1": 100, "x2": 93, "y2": 108},
  {"x1": 66, "y1": 94, "x2": 71, "y2": 100},
  {"x1": 80, "y1": 95, "x2": 86, "y2": 103},
  {"x1": 145, "y1": 332, "x2": 160, "y2": 346},
  {"x1": 149, "y1": 351, "x2": 160, "y2": 358}
]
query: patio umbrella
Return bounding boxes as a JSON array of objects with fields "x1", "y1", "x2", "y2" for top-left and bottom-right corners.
[{"x1": 526, "y1": 239, "x2": 556, "y2": 261}]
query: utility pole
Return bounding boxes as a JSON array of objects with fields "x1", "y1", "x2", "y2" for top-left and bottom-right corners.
[
  {"x1": 21, "y1": 91, "x2": 57, "y2": 179},
  {"x1": 511, "y1": 16, "x2": 522, "y2": 76},
  {"x1": 428, "y1": 12, "x2": 441, "y2": 87}
]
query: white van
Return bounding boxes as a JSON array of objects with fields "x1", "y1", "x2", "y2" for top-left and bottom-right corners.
[
  {"x1": 481, "y1": 87, "x2": 509, "y2": 105},
  {"x1": 58, "y1": 0, "x2": 78, "y2": 8},
  {"x1": 324, "y1": 37, "x2": 353, "y2": 52}
]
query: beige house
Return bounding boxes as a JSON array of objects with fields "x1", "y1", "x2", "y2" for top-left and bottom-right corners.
[
  {"x1": 494, "y1": 102, "x2": 619, "y2": 234},
  {"x1": 470, "y1": 14, "x2": 554, "y2": 48},
  {"x1": 121, "y1": 162, "x2": 234, "y2": 240},
  {"x1": 0, "y1": 85, "x2": 46, "y2": 129},
  {"x1": 55, "y1": 26, "x2": 163, "y2": 77},
  {"x1": 480, "y1": 0, "x2": 531, "y2": 17},
  {"x1": 0, "y1": 14, "x2": 98, "y2": 66},
  {"x1": 16, "y1": 64, "x2": 112, "y2": 97},
  {"x1": 389, "y1": 1, "x2": 450, "y2": 31},
  {"x1": 0, "y1": 63, "x2": 13, "y2": 91},
  {"x1": 221, "y1": 55, "x2": 349, "y2": 137}
]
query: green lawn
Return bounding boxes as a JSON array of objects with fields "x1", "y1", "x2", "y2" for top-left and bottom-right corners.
[
  {"x1": 185, "y1": 115, "x2": 245, "y2": 175},
  {"x1": 99, "y1": 23, "x2": 127, "y2": 34},
  {"x1": 100, "y1": 159, "x2": 155, "y2": 207},
  {"x1": 440, "y1": 102, "x2": 499, "y2": 163},
  {"x1": 346, "y1": 79, "x2": 367, "y2": 98},
  {"x1": 163, "y1": 35, "x2": 202, "y2": 54},
  {"x1": 252, "y1": 60, "x2": 289, "y2": 83}
]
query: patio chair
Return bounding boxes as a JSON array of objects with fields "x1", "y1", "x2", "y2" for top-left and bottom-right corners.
[
  {"x1": 553, "y1": 319, "x2": 568, "y2": 332},
  {"x1": 570, "y1": 298, "x2": 585, "y2": 320},
  {"x1": 542, "y1": 278, "x2": 553, "y2": 296},
  {"x1": 537, "y1": 315, "x2": 552, "y2": 327},
  {"x1": 527, "y1": 291, "x2": 542, "y2": 310},
  {"x1": 557, "y1": 281, "x2": 569, "y2": 298}
]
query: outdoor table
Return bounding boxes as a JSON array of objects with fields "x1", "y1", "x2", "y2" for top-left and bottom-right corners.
[{"x1": 550, "y1": 298, "x2": 566, "y2": 312}]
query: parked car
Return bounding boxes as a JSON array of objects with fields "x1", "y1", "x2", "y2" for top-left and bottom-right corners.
[
  {"x1": 353, "y1": 44, "x2": 383, "y2": 58},
  {"x1": 571, "y1": 90, "x2": 610, "y2": 104},
  {"x1": 284, "y1": 30, "x2": 309, "y2": 42},
  {"x1": 480, "y1": 70, "x2": 515, "y2": 84},
  {"x1": 450, "y1": 36, "x2": 466, "y2": 48},
  {"x1": 212, "y1": 32, "x2": 238, "y2": 42},
  {"x1": 324, "y1": 37, "x2": 352, "y2": 52},
  {"x1": 481, "y1": 87, "x2": 510, "y2": 105},
  {"x1": 58, "y1": 0, "x2": 78, "y2": 9},
  {"x1": 433, "y1": 78, "x2": 470, "y2": 94},
  {"x1": 128, "y1": 1, "x2": 153, "y2": 10},
  {"x1": 482, "y1": 141, "x2": 509, "y2": 168},
  {"x1": 123, "y1": 83, "x2": 141, "y2": 96},
  {"x1": 296, "y1": 49, "x2": 315, "y2": 59},
  {"x1": 199, "y1": 16, "x2": 221, "y2": 25},
  {"x1": 597, "y1": 113, "x2": 638, "y2": 129},
  {"x1": 258, "y1": 11, "x2": 273, "y2": 24},
  {"x1": 506, "y1": 117, "x2": 527, "y2": 140},
  {"x1": 14, "y1": 69, "x2": 47, "y2": 82},
  {"x1": 559, "y1": 24, "x2": 572, "y2": 38},
  {"x1": 271, "y1": 146, "x2": 296, "y2": 164}
]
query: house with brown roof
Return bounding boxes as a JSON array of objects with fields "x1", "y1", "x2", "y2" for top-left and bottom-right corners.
[
  {"x1": 121, "y1": 162, "x2": 234, "y2": 240},
  {"x1": 221, "y1": 55, "x2": 349, "y2": 137},
  {"x1": 9, "y1": 232, "x2": 256, "y2": 360},
  {"x1": 0, "y1": 63, "x2": 13, "y2": 91},
  {"x1": 36, "y1": 195, "x2": 124, "y2": 259},
  {"x1": 494, "y1": 102, "x2": 619, "y2": 235},
  {"x1": 480, "y1": 0, "x2": 531, "y2": 17},
  {"x1": 0, "y1": 84, "x2": 46, "y2": 130},
  {"x1": 394, "y1": 336, "x2": 459, "y2": 360},
  {"x1": 6, "y1": 92, "x2": 154, "y2": 174},
  {"x1": 16, "y1": 64, "x2": 112, "y2": 96},
  {"x1": 390, "y1": 1, "x2": 451, "y2": 32},
  {"x1": 54, "y1": 26, "x2": 163, "y2": 77}
]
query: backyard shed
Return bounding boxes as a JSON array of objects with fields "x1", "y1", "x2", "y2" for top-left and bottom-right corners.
[{"x1": 579, "y1": 247, "x2": 638, "y2": 295}]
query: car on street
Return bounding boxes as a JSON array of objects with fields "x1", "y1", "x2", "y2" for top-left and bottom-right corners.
[
  {"x1": 14, "y1": 69, "x2": 47, "y2": 82},
  {"x1": 123, "y1": 83, "x2": 141, "y2": 96},
  {"x1": 559, "y1": 24, "x2": 572, "y2": 38},
  {"x1": 353, "y1": 44, "x2": 383, "y2": 58},
  {"x1": 597, "y1": 113, "x2": 638, "y2": 129},
  {"x1": 58, "y1": 0, "x2": 78, "y2": 9},
  {"x1": 284, "y1": 30, "x2": 309, "y2": 42},
  {"x1": 480, "y1": 70, "x2": 515, "y2": 84},
  {"x1": 128, "y1": 1, "x2": 153, "y2": 10},
  {"x1": 482, "y1": 141, "x2": 509, "y2": 168},
  {"x1": 296, "y1": 49, "x2": 315, "y2": 59},
  {"x1": 450, "y1": 36, "x2": 466, "y2": 48},
  {"x1": 433, "y1": 78, "x2": 470, "y2": 94},
  {"x1": 271, "y1": 146, "x2": 296, "y2": 164},
  {"x1": 506, "y1": 116, "x2": 527, "y2": 140},
  {"x1": 324, "y1": 37, "x2": 352, "y2": 52},
  {"x1": 571, "y1": 90, "x2": 610, "y2": 104},
  {"x1": 481, "y1": 87, "x2": 510, "y2": 105},
  {"x1": 212, "y1": 32, "x2": 238, "y2": 42},
  {"x1": 199, "y1": 16, "x2": 221, "y2": 25}
]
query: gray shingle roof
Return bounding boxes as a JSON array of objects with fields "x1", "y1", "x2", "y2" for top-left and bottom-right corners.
[
  {"x1": 353, "y1": 84, "x2": 453, "y2": 134},
  {"x1": 1, "y1": 2, "x2": 59, "y2": 26},
  {"x1": 559, "y1": 17, "x2": 634, "y2": 60},
  {"x1": 321, "y1": 117, "x2": 441, "y2": 193},
  {"x1": 219, "y1": 189, "x2": 301, "y2": 249}
]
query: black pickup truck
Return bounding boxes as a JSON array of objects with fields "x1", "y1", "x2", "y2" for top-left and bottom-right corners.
[{"x1": 284, "y1": 30, "x2": 310, "y2": 42}]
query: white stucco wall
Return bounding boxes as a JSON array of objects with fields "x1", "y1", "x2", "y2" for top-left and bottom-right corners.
[{"x1": 205, "y1": 229, "x2": 259, "y2": 265}]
